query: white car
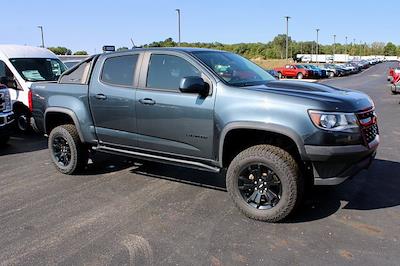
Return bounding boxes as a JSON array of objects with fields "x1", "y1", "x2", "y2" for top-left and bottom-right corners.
[{"x1": 0, "y1": 45, "x2": 67, "y2": 131}]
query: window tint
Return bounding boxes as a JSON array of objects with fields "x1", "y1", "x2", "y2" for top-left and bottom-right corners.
[
  {"x1": 101, "y1": 55, "x2": 138, "y2": 86},
  {"x1": 146, "y1": 54, "x2": 200, "y2": 90},
  {"x1": 59, "y1": 60, "x2": 91, "y2": 84}
]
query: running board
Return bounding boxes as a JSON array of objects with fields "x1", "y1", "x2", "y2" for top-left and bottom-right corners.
[{"x1": 95, "y1": 145, "x2": 221, "y2": 173}]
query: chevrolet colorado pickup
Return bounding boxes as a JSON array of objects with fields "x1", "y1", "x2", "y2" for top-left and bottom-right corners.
[
  {"x1": 0, "y1": 85, "x2": 14, "y2": 146},
  {"x1": 30, "y1": 48, "x2": 379, "y2": 222}
]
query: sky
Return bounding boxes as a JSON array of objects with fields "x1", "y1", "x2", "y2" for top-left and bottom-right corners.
[{"x1": 2, "y1": 0, "x2": 397, "y2": 54}]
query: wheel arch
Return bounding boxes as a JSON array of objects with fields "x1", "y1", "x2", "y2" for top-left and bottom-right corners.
[
  {"x1": 218, "y1": 122, "x2": 307, "y2": 168},
  {"x1": 44, "y1": 107, "x2": 85, "y2": 143}
]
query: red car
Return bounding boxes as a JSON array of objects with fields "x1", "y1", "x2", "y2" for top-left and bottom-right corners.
[{"x1": 274, "y1": 64, "x2": 310, "y2": 79}]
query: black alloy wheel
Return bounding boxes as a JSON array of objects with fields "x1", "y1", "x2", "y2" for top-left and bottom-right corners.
[{"x1": 238, "y1": 163, "x2": 282, "y2": 210}]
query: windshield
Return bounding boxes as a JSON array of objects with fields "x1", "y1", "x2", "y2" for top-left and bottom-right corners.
[
  {"x1": 10, "y1": 58, "x2": 67, "y2": 82},
  {"x1": 296, "y1": 65, "x2": 305, "y2": 69},
  {"x1": 191, "y1": 51, "x2": 274, "y2": 86}
]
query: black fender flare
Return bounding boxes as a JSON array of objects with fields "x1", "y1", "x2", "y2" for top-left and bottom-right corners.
[
  {"x1": 44, "y1": 107, "x2": 85, "y2": 143},
  {"x1": 218, "y1": 122, "x2": 308, "y2": 167}
]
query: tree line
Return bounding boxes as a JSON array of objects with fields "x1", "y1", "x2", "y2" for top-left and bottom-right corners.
[{"x1": 46, "y1": 35, "x2": 400, "y2": 59}]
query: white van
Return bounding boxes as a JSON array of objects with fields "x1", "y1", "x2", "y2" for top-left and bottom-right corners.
[{"x1": 0, "y1": 45, "x2": 67, "y2": 131}]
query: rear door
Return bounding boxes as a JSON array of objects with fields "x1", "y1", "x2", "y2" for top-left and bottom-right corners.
[
  {"x1": 89, "y1": 53, "x2": 141, "y2": 147},
  {"x1": 135, "y1": 51, "x2": 216, "y2": 159}
]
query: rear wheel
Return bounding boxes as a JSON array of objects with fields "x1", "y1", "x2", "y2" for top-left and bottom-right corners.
[
  {"x1": 297, "y1": 72, "x2": 303, "y2": 79},
  {"x1": 48, "y1": 124, "x2": 88, "y2": 174},
  {"x1": 226, "y1": 145, "x2": 303, "y2": 222},
  {"x1": 277, "y1": 72, "x2": 283, "y2": 79},
  {"x1": 329, "y1": 71, "x2": 335, "y2": 78}
]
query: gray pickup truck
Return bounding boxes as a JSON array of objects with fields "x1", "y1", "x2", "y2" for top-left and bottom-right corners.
[
  {"x1": 31, "y1": 48, "x2": 379, "y2": 222},
  {"x1": 0, "y1": 86, "x2": 14, "y2": 145}
]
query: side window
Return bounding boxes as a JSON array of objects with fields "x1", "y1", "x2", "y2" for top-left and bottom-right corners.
[
  {"x1": 0, "y1": 60, "x2": 16, "y2": 88},
  {"x1": 101, "y1": 55, "x2": 138, "y2": 86},
  {"x1": 59, "y1": 60, "x2": 91, "y2": 84},
  {"x1": 146, "y1": 54, "x2": 200, "y2": 90}
]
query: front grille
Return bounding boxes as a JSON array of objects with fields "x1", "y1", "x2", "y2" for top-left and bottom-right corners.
[
  {"x1": 356, "y1": 109, "x2": 379, "y2": 146},
  {"x1": 0, "y1": 92, "x2": 4, "y2": 112}
]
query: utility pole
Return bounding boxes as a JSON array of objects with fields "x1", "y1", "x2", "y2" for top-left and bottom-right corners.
[
  {"x1": 37, "y1": 26, "x2": 44, "y2": 48},
  {"x1": 316, "y1": 29, "x2": 320, "y2": 62},
  {"x1": 175, "y1": 9, "x2": 181, "y2": 46},
  {"x1": 284, "y1": 16, "x2": 291, "y2": 60}
]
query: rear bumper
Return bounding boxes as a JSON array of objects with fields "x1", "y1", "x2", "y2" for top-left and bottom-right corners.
[{"x1": 305, "y1": 136, "x2": 379, "y2": 185}]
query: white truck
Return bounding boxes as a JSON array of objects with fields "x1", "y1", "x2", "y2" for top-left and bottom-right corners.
[{"x1": 0, "y1": 45, "x2": 67, "y2": 131}]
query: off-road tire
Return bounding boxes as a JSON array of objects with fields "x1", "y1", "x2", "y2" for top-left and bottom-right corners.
[
  {"x1": 226, "y1": 145, "x2": 303, "y2": 222},
  {"x1": 48, "y1": 124, "x2": 88, "y2": 174}
]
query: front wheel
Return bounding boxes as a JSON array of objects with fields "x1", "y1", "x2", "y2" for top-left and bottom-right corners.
[
  {"x1": 226, "y1": 145, "x2": 303, "y2": 222},
  {"x1": 48, "y1": 124, "x2": 88, "y2": 174},
  {"x1": 277, "y1": 72, "x2": 283, "y2": 79},
  {"x1": 297, "y1": 73, "x2": 303, "y2": 79}
]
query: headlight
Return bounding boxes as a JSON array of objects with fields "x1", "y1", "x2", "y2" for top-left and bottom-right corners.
[
  {"x1": 308, "y1": 110, "x2": 359, "y2": 132},
  {"x1": 3, "y1": 89, "x2": 12, "y2": 112}
]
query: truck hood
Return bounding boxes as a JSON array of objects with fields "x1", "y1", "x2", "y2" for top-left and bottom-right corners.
[{"x1": 249, "y1": 80, "x2": 374, "y2": 112}]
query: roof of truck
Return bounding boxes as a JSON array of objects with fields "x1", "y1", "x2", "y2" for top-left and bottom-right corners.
[
  {"x1": 0, "y1": 45, "x2": 58, "y2": 59},
  {"x1": 102, "y1": 47, "x2": 226, "y2": 55}
]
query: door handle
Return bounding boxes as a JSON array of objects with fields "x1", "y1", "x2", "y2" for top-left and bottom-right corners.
[
  {"x1": 139, "y1": 98, "x2": 156, "y2": 105},
  {"x1": 95, "y1": 93, "x2": 107, "y2": 100}
]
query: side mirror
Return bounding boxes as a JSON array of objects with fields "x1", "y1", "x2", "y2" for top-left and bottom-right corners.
[{"x1": 179, "y1": 76, "x2": 208, "y2": 95}]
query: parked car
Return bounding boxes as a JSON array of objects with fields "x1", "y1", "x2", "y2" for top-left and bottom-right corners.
[
  {"x1": 0, "y1": 85, "x2": 14, "y2": 146},
  {"x1": 31, "y1": 48, "x2": 379, "y2": 222},
  {"x1": 0, "y1": 45, "x2": 67, "y2": 131},
  {"x1": 303, "y1": 64, "x2": 328, "y2": 79},
  {"x1": 323, "y1": 64, "x2": 345, "y2": 77},
  {"x1": 274, "y1": 64, "x2": 310, "y2": 79},
  {"x1": 388, "y1": 67, "x2": 400, "y2": 82}
]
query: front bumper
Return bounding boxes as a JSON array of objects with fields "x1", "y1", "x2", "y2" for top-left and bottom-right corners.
[
  {"x1": 0, "y1": 111, "x2": 15, "y2": 137},
  {"x1": 305, "y1": 136, "x2": 379, "y2": 185}
]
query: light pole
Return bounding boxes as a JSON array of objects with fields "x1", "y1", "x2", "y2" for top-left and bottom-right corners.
[
  {"x1": 175, "y1": 9, "x2": 181, "y2": 46},
  {"x1": 284, "y1": 16, "x2": 291, "y2": 60},
  {"x1": 359, "y1": 41, "x2": 362, "y2": 56},
  {"x1": 316, "y1": 29, "x2": 320, "y2": 62},
  {"x1": 37, "y1": 26, "x2": 44, "y2": 48},
  {"x1": 345, "y1": 36, "x2": 348, "y2": 54},
  {"x1": 333, "y1": 34, "x2": 336, "y2": 55}
]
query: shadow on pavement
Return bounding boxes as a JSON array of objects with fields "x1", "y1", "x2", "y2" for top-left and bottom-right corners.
[
  {"x1": 0, "y1": 132, "x2": 47, "y2": 156},
  {"x1": 130, "y1": 158, "x2": 400, "y2": 222},
  {"x1": 287, "y1": 158, "x2": 400, "y2": 223}
]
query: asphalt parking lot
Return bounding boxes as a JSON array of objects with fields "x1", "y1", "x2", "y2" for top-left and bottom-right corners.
[{"x1": 1, "y1": 62, "x2": 400, "y2": 266}]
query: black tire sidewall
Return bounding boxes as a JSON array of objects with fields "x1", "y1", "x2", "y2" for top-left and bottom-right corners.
[
  {"x1": 226, "y1": 146, "x2": 300, "y2": 222},
  {"x1": 48, "y1": 126, "x2": 79, "y2": 174}
]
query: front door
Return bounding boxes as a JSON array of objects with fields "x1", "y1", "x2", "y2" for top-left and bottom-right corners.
[
  {"x1": 135, "y1": 52, "x2": 216, "y2": 159},
  {"x1": 89, "y1": 53, "x2": 140, "y2": 147}
]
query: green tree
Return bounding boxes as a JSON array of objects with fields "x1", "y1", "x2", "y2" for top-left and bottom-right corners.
[
  {"x1": 48, "y1": 46, "x2": 72, "y2": 55},
  {"x1": 384, "y1": 42, "x2": 397, "y2": 56},
  {"x1": 73, "y1": 50, "x2": 88, "y2": 55},
  {"x1": 117, "y1": 47, "x2": 129, "y2": 51}
]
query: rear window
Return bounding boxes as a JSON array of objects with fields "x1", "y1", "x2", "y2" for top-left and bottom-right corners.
[
  {"x1": 101, "y1": 55, "x2": 138, "y2": 86},
  {"x1": 59, "y1": 59, "x2": 92, "y2": 84}
]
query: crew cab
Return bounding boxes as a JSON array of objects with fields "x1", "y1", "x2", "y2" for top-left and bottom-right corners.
[
  {"x1": 0, "y1": 45, "x2": 67, "y2": 131},
  {"x1": 31, "y1": 48, "x2": 379, "y2": 222},
  {"x1": 0, "y1": 85, "x2": 14, "y2": 145},
  {"x1": 274, "y1": 64, "x2": 310, "y2": 79}
]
